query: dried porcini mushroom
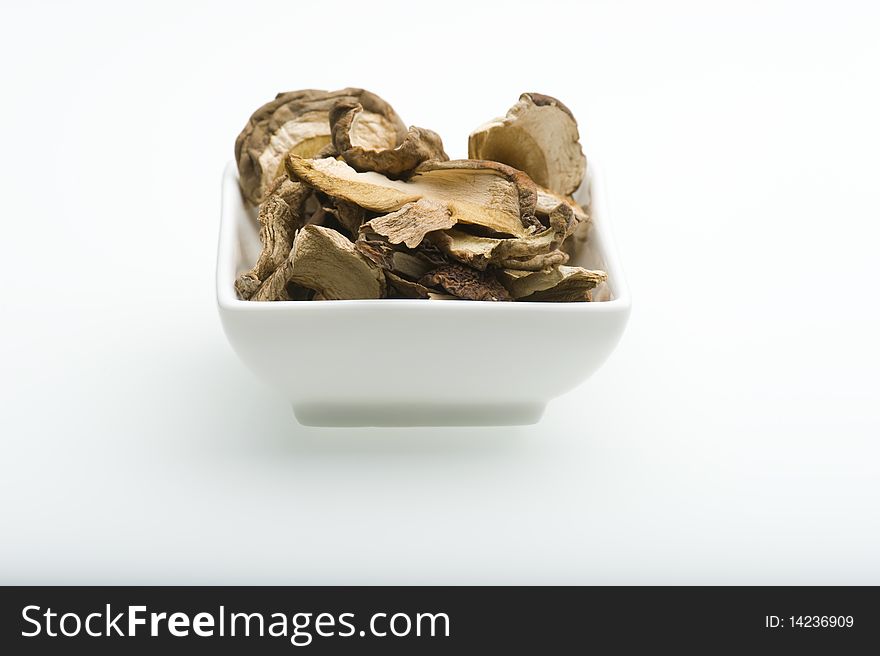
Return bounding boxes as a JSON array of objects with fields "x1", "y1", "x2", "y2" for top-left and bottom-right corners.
[
  {"x1": 536, "y1": 187, "x2": 588, "y2": 225},
  {"x1": 321, "y1": 197, "x2": 367, "y2": 238},
  {"x1": 235, "y1": 176, "x2": 311, "y2": 300},
  {"x1": 249, "y1": 260, "x2": 301, "y2": 302},
  {"x1": 429, "y1": 203, "x2": 574, "y2": 271},
  {"x1": 235, "y1": 88, "x2": 406, "y2": 205},
  {"x1": 415, "y1": 159, "x2": 541, "y2": 232},
  {"x1": 428, "y1": 229, "x2": 568, "y2": 272},
  {"x1": 469, "y1": 93, "x2": 586, "y2": 197},
  {"x1": 502, "y1": 250, "x2": 569, "y2": 271},
  {"x1": 363, "y1": 199, "x2": 455, "y2": 248},
  {"x1": 498, "y1": 266, "x2": 607, "y2": 302},
  {"x1": 288, "y1": 225, "x2": 385, "y2": 300},
  {"x1": 286, "y1": 156, "x2": 534, "y2": 237},
  {"x1": 420, "y1": 263, "x2": 511, "y2": 301},
  {"x1": 385, "y1": 271, "x2": 432, "y2": 299},
  {"x1": 331, "y1": 101, "x2": 449, "y2": 178},
  {"x1": 233, "y1": 88, "x2": 608, "y2": 303}
]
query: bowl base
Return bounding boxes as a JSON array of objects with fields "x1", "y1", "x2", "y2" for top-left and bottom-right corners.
[{"x1": 292, "y1": 402, "x2": 546, "y2": 427}]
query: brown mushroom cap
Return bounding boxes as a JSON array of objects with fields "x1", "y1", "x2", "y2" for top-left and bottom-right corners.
[
  {"x1": 468, "y1": 92, "x2": 587, "y2": 197},
  {"x1": 330, "y1": 101, "x2": 449, "y2": 178},
  {"x1": 235, "y1": 88, "x2": 406, "y2": 205}
]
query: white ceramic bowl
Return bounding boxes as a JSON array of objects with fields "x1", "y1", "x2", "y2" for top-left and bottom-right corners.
[{"x1": 217, "y1": 161, "x2": 630, "y2": 426}]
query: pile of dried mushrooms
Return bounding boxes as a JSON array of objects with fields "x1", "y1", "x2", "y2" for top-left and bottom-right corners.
[{"x1": 234, "y1": 88, "x2": 608, "y2": 302}]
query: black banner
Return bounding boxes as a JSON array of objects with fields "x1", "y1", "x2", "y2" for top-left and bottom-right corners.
[{"x1": 1, "y1": 586, "x2": 876, "y2": 653}]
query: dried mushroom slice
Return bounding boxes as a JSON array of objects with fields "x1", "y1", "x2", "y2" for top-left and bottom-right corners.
[
  {"x1": 429, "y1": 228, "x2": 562, "y2": 271},
  {"x1": 235, "y1": 88, "x2": 406, "y2": 205},
  {"x1": 500, "y1": 250, "x2": 569, "y2": 271},
  {"x1": 250, "y1": 259, "x2": 298, "y2": 302},
  {"x1": 235, "y1": 176, "x2": 311, "y2": 300},
  {"x1": 391, "y1": 250, "x2": 438, "y2": 279},
  {"x1": 427, "y1": 229, "x2": 500, "y2": 270},
  {"x1": 288, "y1": 225, "x2": 385, "y2": 300},
  {"x1": 469, "y1": 92, "x2": 586, "y2": 197},
  {"x1": 354, "y1": 230, "x2": 445, "y2": 282},
  {"x1": 428, "y1": 202, "x2": 573, "y2": 271},
  {"x1": 286, "y1": 156, "x2": 535, "y2": 238},
  {"x1": 331, "y1": 101, "x2": 449, "y2": 178},
  {"x1": 560, "y1": 216, "x2": 592, "y2": 260},
  {"x1": 536, "y1": 187, "x2": 588, "y2": 225},
  {"x1": 353, "y1": 238, "x2": 396, "y2": 270},
  {"x1": 385, "y1": 271, "x2": 432, "y2": 299},
  {"x1": 498, "y1": 265, "x2": 607, "y2": 302},
  {"x1": 322, "y1": 198, "x2": 367, "y2": 238},
  {"x1": 420, "y1": 263, "x2": 511, "y2": 301},
  {"x1": 362, "y1": 199, "x2": 455, "y2": 248},
  {"x1": 414, "y1": 159, "x2": 540, "y2": 231}
]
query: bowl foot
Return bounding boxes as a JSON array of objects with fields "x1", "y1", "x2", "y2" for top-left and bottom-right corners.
[{"x1": 291, "y1": 402, "x2": 546, "y2": 427}]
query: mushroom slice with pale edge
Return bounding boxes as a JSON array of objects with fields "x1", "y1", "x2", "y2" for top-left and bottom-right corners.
[
  {"x1": 501, "y1": 250, "x2": 569, "y2": 271},
  {"x1": 416, "y1": 159, "x2": 541, "y2": 231},
  {"x1": 286, "y1": 225, "x2": 386, "y2": 300},
  {"x1": 498, "y1": 266, "x2": 608, "y2": 302},
  {"x1": 536, "y1": 188, "x2": 588, "y2": 225},
  {"x1": 286, "y1": 156, "x2": 536, "y2": 238},
  {"x1": 235, "y1": 88, "x2": 406, "y2": 205},
  {"x1": 428, "y1": 203, "x2": 573, "y2": 271},
  {"x1": 429, "y1": 228, "x2": 565, "y2": 271},
  {"x1": 235, "y1": 176, "x2": 311, "y2": 300},
  {"x1": 331, "y1": 101, "x2": 449, "y2": 178},
  {"x1": 391, "y1": 250, "x2": 438, "y2": 279},
  {"x1": 469, "y1": 92, "x2": 586, "y2": 197},
  {"x1": 385, "y1": 271, "x2": 432, "y2": 299},
  {"x1": 362, "y1": 199, "x2": 455, "y2": 248}
]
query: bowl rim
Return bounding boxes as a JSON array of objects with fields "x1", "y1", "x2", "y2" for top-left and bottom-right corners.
[{"x1": 216, "y1": 160, "x2": 631, "y2": 314}]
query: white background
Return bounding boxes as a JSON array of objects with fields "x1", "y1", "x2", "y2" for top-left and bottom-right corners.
[{"x1": 1, "y1": 0, "x2": 878, "y2": 584}]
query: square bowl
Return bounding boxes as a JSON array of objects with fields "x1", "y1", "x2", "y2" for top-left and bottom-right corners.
[{"x1": 217, "y1": 161, "x2": 630, "y2": 426}]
